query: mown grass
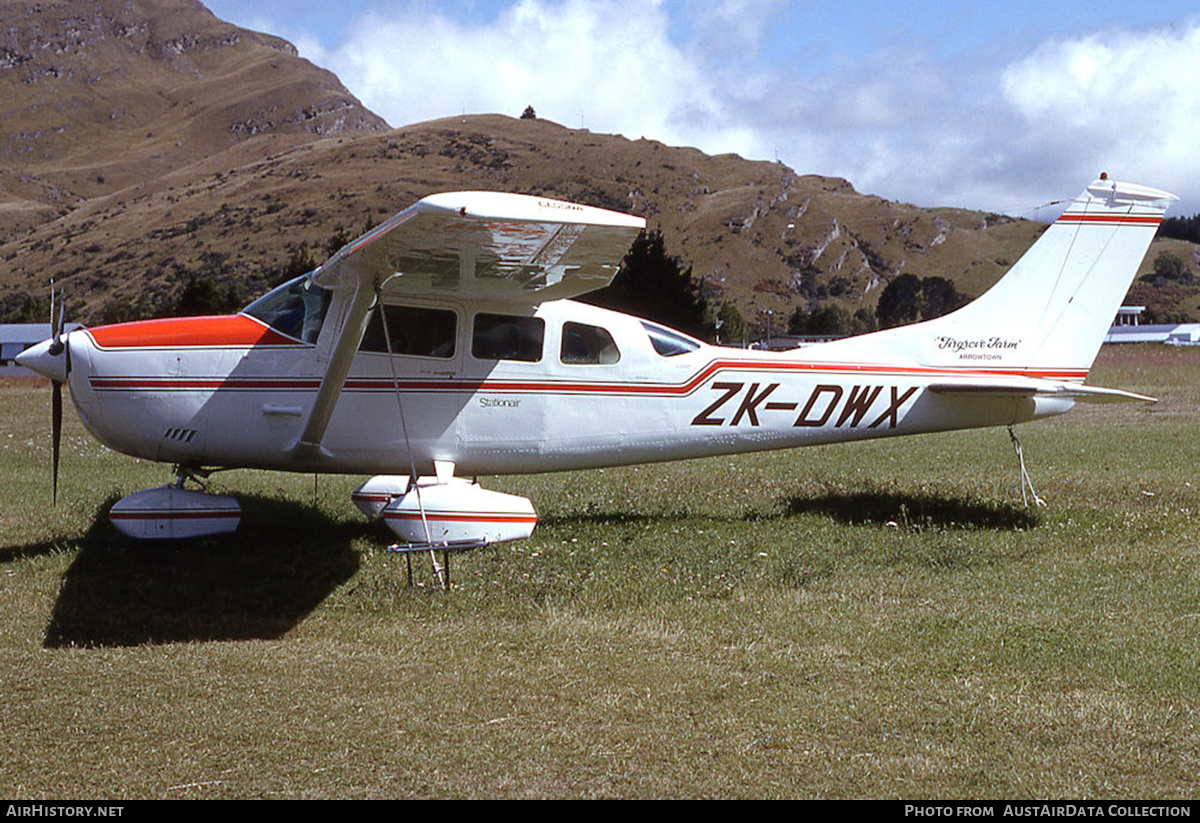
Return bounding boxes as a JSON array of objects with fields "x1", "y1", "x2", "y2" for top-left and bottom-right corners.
[{"x1": 1, "y1": 347, "x2": 1198, "y2": 798}]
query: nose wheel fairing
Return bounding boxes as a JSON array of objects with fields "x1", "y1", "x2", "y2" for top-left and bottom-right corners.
[{"x1": 109, "y1": 485, "x2": 242, "y2": 540}]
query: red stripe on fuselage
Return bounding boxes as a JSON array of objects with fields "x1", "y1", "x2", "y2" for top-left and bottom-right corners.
[
  {"x1": 87, "y1": 359, "x2": 1089, "y2": 395},
  {"x1": 1056, "y1": 213, "x2": 1161, "y2": 226},
  {"x1": 86, "y1": 315, "x2": 300, "y2": 349}
]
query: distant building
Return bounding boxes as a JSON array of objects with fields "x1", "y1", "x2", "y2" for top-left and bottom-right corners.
[
  {"x1": 1104, "y1": 323, "x2": 1200, "y2": 345},
  {"x1": 1105, "y1": 306, "x2": 1200, "y2": 344},
  {"x1": 1114, "y1": 306, "x2": 1146, "y2": 326},
  {"x1": 0, "y1": 324, "x2": 80, "y2": 375},
  {"x1": 752, "y1": 334, "x2": 842, "y2": 350}
]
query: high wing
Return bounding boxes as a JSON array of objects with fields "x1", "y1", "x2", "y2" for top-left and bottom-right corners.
[
  {"x1": 310, "y1": 190, "x2": 646, "y2": 300},
  {"x1": 290, "y1": 191, "x2": 646, "y2": 459}
]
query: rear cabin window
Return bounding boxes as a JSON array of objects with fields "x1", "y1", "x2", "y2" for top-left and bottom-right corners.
[
  {"x1": 641, "y1": 321, "x2": 701, "y2": 357},
  {"x1": 560, "y1": 322, "x2": 620, "y2": 365},
  {"x1": 360, "y1": 304, "x2": 457, "y2": 358},
  {"x1": 242, "y1": 275, "x2": 331, "y2": 344},
  {"x1": 472, "y1": 313, "x2": 544, "y2": 362}
]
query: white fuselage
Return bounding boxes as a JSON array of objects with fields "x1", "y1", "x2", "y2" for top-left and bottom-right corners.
[
  {"x1": 61, "y1": 295, "x2": 1068, "y2": 478},
  {"x1": 15, "y1": 179, "x2": 1173, "y2": 545}
]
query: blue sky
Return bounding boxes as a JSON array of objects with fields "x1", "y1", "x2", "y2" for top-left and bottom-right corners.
[{"x1": 204, "y1": 1, "x2": 1200, "y2": 215}]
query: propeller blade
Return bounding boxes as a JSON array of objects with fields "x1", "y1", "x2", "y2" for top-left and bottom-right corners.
[
  {"x1": 49, "y1": 284, "x2": 64, "y2": 356},
  {"x1": 37, "y1": 281, "x2": 69, "y2": 504},
  {"x1": 52, "y1": 379, "x2": 62, "y2": 505}
]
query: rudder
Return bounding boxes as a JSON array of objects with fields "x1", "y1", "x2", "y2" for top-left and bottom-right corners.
[{"x1": 812, "y1": 175, "x2": 1178, "y2": 380}]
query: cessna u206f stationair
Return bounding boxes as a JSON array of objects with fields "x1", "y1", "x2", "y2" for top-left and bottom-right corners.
[{"x1": 17, "y1": 176, "x2": 1178, "y2": 547}]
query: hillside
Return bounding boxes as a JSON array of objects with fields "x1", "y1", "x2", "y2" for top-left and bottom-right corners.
[
  {"x1": 0, "y1": 0, "x2": 386, "y2": 240},
  {"x1": 0, "y1": 109, "x2": 1050, "y2": 330},
  {"x1": 0, "y1": 1, "x2": 1190, "y2": 332}
]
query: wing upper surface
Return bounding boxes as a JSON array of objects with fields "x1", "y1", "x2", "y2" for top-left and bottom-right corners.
[{"x1": 311, "y1": 191, "x2": 645, "y2": 303}]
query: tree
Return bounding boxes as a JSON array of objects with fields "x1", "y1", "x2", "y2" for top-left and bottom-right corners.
[
  {"x1": 582, "y1": 229, "x2": 711, "y2": 339},
  {"x1": 1153, "y1": 251, "x2": 1191, "y2": 283},
  {"x1": 270, "y1": 244, "x2": 317, "y2": 287},
  {"x1": 715, "y1": 302, "x2": 746, "y2": 344},
  {"x1": 917, "y1": 276, "x2": 969, "y2": 320},
  {"x1": 876, "y1": 273, "x2": 969, "y2": 329},
  {"x1": 174, "y1": 276, "x2": 243, "y2": 317},
  {"x1": 851, "y1": 307, "x2": 878, "y2": 334},
  {"x1": 1159, "y1": 213, "x2": 1200, "y2": 244},
  {"x1": 787, "y1": 305, "x2": 807, "y2": 335},
  {"x1": 788, "y1": 305, "x2": 853, "y2": 335},
  {"x1": 875, "y1": 273, "x2": 923, "y2": 329},
  {"x1": 0, "y1": 291, "x2": 50, "y2": 323}
]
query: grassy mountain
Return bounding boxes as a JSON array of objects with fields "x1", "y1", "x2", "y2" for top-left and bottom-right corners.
[
  {"x1": 0, "y1": 0, "x2": 385, "y2": 239},
  {"x1": 0, "y1": 0, "x2": 1189, "y2": 331}
]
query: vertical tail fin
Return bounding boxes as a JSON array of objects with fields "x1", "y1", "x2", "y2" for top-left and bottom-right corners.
[{"x1": 818, "y1": 176, "x2": 1178, "y2": 379}]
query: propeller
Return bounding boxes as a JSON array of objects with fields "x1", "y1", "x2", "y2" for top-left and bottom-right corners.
[
  {"x1": 15, "y1": 283, "x2": 72, "y2": 504},
  {"x1": 49, "y1": 284, "x2": 65, "y2": 504}
]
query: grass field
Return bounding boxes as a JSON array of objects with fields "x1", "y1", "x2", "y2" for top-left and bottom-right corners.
[{"x1": 1, "y1": 346, "x2": 1198, "y2": 799}]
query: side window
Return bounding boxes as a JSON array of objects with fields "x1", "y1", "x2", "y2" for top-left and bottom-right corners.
[
  {"x1": 360, "y1": 304, "x2": 456, "y2": 358},
  {"x1": 561, "y1": 322, "x2": 620, "y2": 365},
  {"x1": 472, "y1": 313, "x2": 544, "y2": 362},
  {"x1": 641, "y1": 321, "x2": 701, "y2": 357}
]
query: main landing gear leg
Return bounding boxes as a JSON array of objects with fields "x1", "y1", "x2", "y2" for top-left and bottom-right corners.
[{"x1": 389, "y1": 542, "x2": 463, "y2": 590}]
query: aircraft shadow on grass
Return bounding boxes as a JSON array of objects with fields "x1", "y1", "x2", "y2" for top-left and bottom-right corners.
[
  {"x1": 541, "y1": 487, "x2": 1041, "y2": 532},
  {"x1": 9, "y1": 485, "x2": 1037, "y2": 648},
  {"x1": 31, "y1": 494, "x2": 371, "y2": 648},
  {"x1": 780, "y1": 488, "x2": 1041, "y2": 531}
]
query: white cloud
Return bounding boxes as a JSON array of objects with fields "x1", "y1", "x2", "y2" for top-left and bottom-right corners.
[
  {"x1": 324, "y1": 0, "x2": 759, "y2": 157},
  {"x1": 289, "y1": 1, "x2": 1200, "y2": 215},
  {"x1": 711, "y1": 43, "x2": 983, "y2": 206},
  {"x1": 997, "y1": 22, "x2": 1200, "y2": 207},
  {"x1": 682, "y1": 0, "x2": 784, "y2": 63},
  {"x1": 738, "y1": 20, "x2": 1200, "y2": 215}
]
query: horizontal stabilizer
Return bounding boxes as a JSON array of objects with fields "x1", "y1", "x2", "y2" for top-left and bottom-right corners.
[
  {"x1": 1050, "y1": 384, "x2": 1156, "y2": 404},
  {"x1": 928, "y1": 380, "x2": 1155, "y2": 403}
]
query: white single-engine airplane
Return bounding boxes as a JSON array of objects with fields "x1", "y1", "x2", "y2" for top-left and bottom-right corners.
[{"x1": 17, "y1": 175, "x2": 1177, "y2": 549}]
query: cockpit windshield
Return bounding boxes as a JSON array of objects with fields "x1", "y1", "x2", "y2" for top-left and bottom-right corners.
[{"x1": 242, "y1": 275, "x2": 331, "y2": 344}]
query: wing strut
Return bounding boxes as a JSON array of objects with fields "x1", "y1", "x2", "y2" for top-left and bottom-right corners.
[
  {"x1": 287, "y1": 190, "x2": 643, "y2": 464},
  {"x1": 376, "y1": 295, "x2": 448, "y2": 588},
  {"x1": 287, "y1": 273, "x2": 377, "y2": 460}
]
